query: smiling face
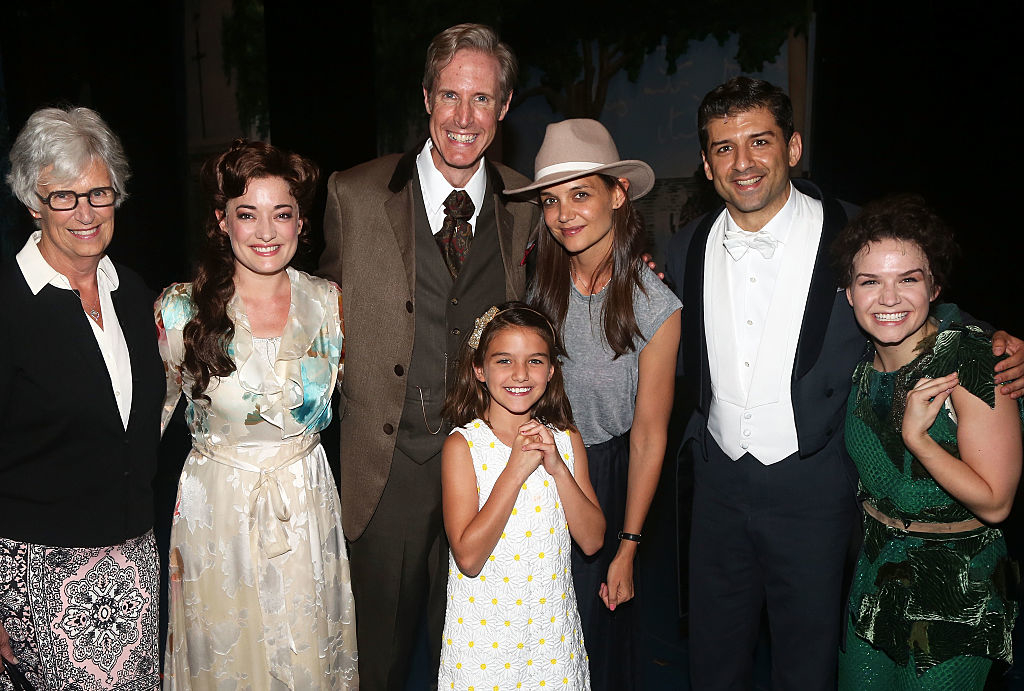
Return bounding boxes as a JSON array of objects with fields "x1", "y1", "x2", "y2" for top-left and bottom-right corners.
[
  {"x1": 702, "y1": 107, "x2": 802, "y2": 232},
  {"x1": 424, "y1": 49, "x2": 511, "y2": 188},
  {"x1": 30, "y1": 157, "x2": 116, "y2": 275},
  {"x1": 846, "y1": 237, "x2": 940, "y2": 365},
  {"x1": 474, "y1": 326, "x2": 554, "y2": 419},
  {"x1": 539, "y1": 175, "x2": 627, "y2": 263},
  {"x1": 219, "y1": 176, "x2": 301, "y2": 280}
]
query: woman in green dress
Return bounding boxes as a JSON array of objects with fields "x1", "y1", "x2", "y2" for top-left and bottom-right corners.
[{"x1": 833, "y1": 194, "x2": 1023, "y2": 690}]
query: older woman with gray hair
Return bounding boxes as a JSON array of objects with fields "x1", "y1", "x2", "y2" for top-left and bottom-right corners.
[{"x1": 0, "y1": 106, "x2": 163, "y2": 689}]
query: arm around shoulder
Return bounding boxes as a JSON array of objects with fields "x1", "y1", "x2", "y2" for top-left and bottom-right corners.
[{"x1": 991, "y1": 330, "x2": 1024, "y2": 398}]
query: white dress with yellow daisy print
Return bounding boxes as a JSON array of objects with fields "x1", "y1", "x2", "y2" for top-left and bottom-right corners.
[{"x1": 438, "y1": 419, "x2": 590, "y2": 690}]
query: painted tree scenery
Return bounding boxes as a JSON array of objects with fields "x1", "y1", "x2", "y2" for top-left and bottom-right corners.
[{"x1": 371, "y1": 0, "x2": 812, "y2": 152}]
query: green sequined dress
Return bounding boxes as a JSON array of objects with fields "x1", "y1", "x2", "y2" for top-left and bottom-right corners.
[{"x1": 838, "y1": 323, "x2": 1023, "y2": 690}]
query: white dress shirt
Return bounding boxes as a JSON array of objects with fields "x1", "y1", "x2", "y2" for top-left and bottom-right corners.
[
  {"x1": 17, "y1": 231, "x2": 133, "y2": 429},
  {"x1": 415, "y1": 139, "x2": 487, "y2": 235},
  {"x1": 703, "y1": 184, "x2": 823, "y2": 464}
]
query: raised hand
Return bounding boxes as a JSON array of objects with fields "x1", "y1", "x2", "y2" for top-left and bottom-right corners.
[
  {"x1": 508, "y1": 429, "x2": 544, "y2": 482},
  {"x1": 902, "y1": 373, "x2": 958, "y2": 451},
  {"x1": 519, "y1": 419, "x2": 564, "y2": 477}
]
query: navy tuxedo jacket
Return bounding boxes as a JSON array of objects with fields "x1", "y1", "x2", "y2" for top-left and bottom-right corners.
[{"x1": 665, "y1": 178, "x2": 865, "y2": 464}]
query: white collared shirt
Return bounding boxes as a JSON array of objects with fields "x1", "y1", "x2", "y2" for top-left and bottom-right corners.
[
  {"x1": 722, "y1": 185, "x2": 798, "y2": 393},
  {"x1": 703, "y1": 184, "x2": 823, "y2": 464},
  {"x1": 16, "y1": 231, "x2": 133, "y2": 429},
  {"x1": 415, "y1": 139, "x2": 487, "y2": 235}
]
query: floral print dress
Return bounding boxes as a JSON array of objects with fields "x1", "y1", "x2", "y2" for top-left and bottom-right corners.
[
  {"x1": 156, "y1": 268, "x2": 357, "y2": 690},
  {"x1": 438, "y1": 420, "x2": 590, "y2": 690}
]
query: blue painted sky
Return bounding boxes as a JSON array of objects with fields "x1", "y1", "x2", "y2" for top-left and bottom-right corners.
[{"x1": 504, "y1": 34, "x2": 789, "y2": 180}]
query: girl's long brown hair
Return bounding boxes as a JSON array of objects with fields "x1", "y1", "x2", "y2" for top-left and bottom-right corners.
[
  {"x1": 530, "y1": 174, "x2": 647, "y2": 359},
  {"x1": 443, "y1": 301, "x2": 576, "y2": 432},
  {"x1": 182, "y1": 139, "x2": 318, "y2": 400}
]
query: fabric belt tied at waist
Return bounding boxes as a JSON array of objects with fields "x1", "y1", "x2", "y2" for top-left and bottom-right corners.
[
  {"x1": 862, "y1": 500, "x2": 984, "y2": 534},
  {"x1": 194, "y1": 436, "x2": 320, "y2": 558}
]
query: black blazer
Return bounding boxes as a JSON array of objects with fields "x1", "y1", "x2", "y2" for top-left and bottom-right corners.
[
  {"x1": 0, "y1": 257, "x2": 164, "y2": 547},
  {"x1": 665, "y1": 178, "x2": 865, "y2": 462}
]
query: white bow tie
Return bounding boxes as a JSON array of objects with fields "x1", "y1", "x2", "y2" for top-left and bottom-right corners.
[{"x1": 723, "y1": 228, "x2": 779, "y2": 260}]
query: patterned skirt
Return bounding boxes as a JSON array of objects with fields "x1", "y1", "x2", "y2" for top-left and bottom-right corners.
[{"x1": 0, "y1": 531, "x2": 160, "y2": 690}]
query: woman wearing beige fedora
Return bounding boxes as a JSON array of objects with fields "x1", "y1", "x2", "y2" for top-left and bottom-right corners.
[{"x1": 506, "y1": 119, "x2": 681, "y2": 690}]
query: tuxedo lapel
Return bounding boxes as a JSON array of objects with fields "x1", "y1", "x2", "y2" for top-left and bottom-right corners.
[
  {"x1": 683, "y1": 209, "x2": 720, "y2": 413},
  {"x1": 793, "y1": 184, "x2": 849, "y2": 379}
]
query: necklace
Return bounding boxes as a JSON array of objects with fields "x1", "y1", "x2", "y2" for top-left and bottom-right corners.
[
  {"x1": 570, "y1": 266, "x2": 610, "y2": 295},
  {"x1": 71, "y1": 287, "x2": 102, "y2": 324}
]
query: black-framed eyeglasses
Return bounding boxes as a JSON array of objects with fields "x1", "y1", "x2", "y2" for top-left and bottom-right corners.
[{"x1": 35, "y1": 187, "x2": 118, "y2": 211}]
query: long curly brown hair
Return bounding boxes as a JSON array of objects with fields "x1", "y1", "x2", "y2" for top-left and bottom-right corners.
[
  {"x1": 531, "y1": 174, "x2": 647, "y2": 359},
  {"x1": 183, "y1": 139, "x2": 319, "y2": 400}
]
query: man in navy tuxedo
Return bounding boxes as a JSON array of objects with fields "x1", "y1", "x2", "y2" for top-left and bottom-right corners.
[{"x1": 665, "y1": 76, "x2": 1024, "y2": 691}]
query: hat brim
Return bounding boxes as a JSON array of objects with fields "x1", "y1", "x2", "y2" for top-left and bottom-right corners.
[{"x1": 503, "y1": 160, "x2": 655, "y2": 202}]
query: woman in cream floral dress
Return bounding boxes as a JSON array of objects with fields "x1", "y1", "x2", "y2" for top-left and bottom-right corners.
[{"x1": 156, "y1": 141, "x2": 357, "y2": 689}]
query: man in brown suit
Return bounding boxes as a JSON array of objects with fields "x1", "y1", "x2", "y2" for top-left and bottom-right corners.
[{"x1": 319, "y1": 23, "x2": 537, "y2": 690}]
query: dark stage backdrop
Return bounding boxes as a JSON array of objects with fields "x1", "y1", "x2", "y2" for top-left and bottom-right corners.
[
  {"x1": 5, "y1": 2, "x2": 1014, "y2": 334},
  {"x1": 263, "y1": 0, "x2": 378, "y2": 270},
  {"x1": 813, "y1": 1, "x2": 1020, "y2": 338},
  {"x1": 0, "y1": 2, "x2": 190, "y2": 292}
]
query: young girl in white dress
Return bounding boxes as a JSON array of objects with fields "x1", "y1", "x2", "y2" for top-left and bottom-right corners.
[{"x1": 438, "y1": 302, "x2": 605, "y2": 690}]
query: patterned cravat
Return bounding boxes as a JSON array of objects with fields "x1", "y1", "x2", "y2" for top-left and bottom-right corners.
[
  {"x1": 723, "y1": 227, "x2": 779, "y2": 260},
  {"x1": 436, "y1": 189, "x2": 475, "y2": 278}
]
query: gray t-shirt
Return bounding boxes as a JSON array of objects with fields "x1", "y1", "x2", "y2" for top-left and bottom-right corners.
[{"x1": 561, "y1": 267, "x2": 681, "y2": 445}]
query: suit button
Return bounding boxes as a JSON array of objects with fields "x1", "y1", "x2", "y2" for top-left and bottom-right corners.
[
  {"x1": 826, "y1": 427, "x2": 834, "y2": 436},
  {"x1": 394, "y1": 364, "x2": 404, "y2": 376},
  {"x1": 406, "y1": 301, "x2": 414, "y2": 313},
  {"x1": 451, "y1": 327, "x2": 461, "y2": 336},
  {"x1": 825, "y1": 388, "x2": 835, "y2": 398},
  {"x1": 450, "y1": 298, "x2": 459, "y2": 306},
  {"x1": 383, "y1": 423, "x2": 394, "y2": 435}
]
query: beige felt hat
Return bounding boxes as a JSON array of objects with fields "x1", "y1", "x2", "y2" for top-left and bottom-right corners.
[{"x1": 504, "y1": 119, "x2": 655, "y2": 200}]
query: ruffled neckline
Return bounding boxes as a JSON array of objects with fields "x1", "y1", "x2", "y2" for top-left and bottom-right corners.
[{"x1": 228, "y1": 266, "x2": 326, "y2": 436}]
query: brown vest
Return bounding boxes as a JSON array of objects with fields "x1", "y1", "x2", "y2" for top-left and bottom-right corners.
[{"x1": 395, "y1": 177, "x2": 506, "y2": 463}]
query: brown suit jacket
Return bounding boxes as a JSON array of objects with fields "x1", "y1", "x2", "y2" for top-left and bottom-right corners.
[{"x1": 320, "y1": 147, "x2": 538, "y2": 540}]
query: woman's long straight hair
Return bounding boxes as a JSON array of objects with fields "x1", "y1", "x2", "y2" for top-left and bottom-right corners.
[{"x1": 531, "y1": 174, "x2": 647, "y2": 358}]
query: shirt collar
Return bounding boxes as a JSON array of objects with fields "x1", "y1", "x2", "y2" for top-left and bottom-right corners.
[
  {"x1": 16, "y1": 230, "x2": 120, "y2": 295},
  {"x1": 725, "y1": 182, "x2": 799, "y2": 244},
  {"x1": 415, "y1": 139, "x2": 487, "y2": 216}
]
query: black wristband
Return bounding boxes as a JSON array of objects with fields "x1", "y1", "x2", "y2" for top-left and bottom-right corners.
[{"x1": 617, "y1": 531, "x2": 642, "y2": 543}]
